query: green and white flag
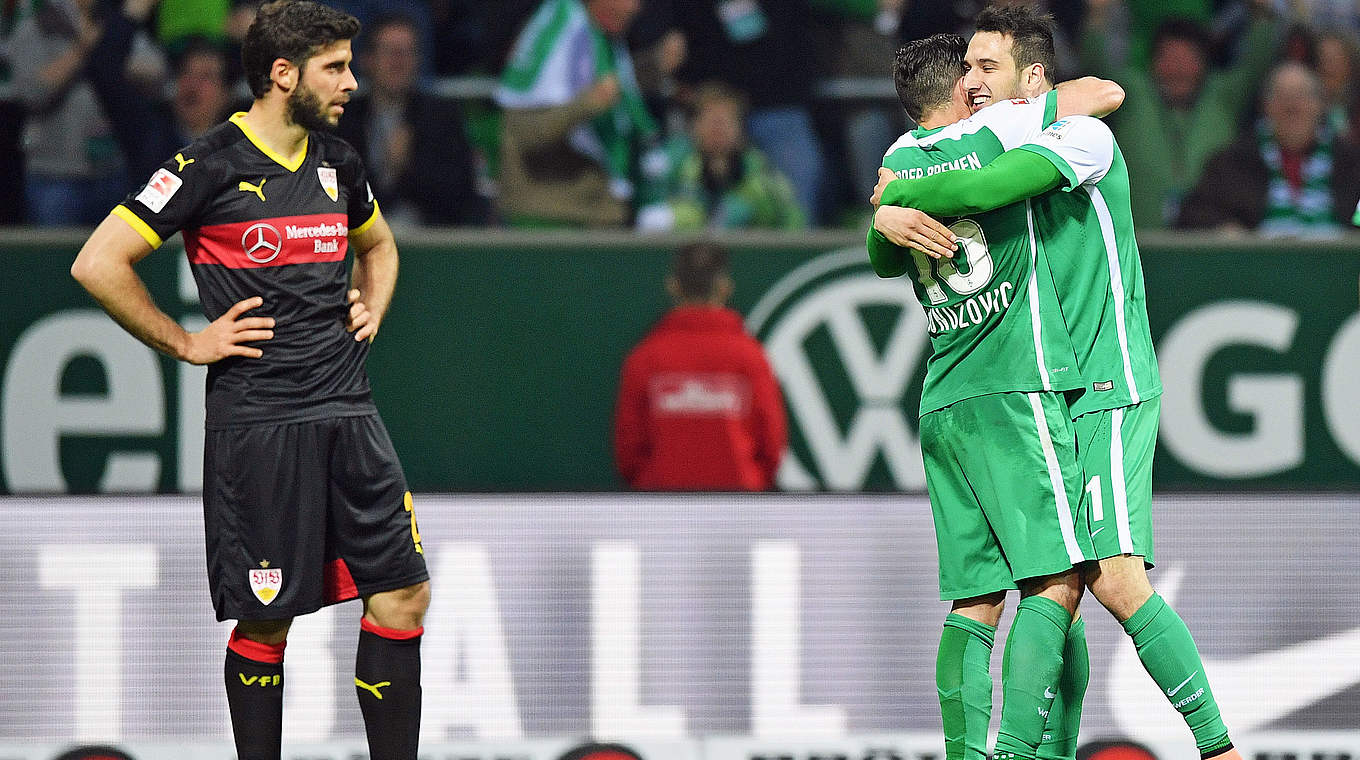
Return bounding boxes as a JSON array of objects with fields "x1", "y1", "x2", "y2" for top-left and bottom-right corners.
[{"x1": 497, "y1": 0, "x2": 657, "y2": 200}]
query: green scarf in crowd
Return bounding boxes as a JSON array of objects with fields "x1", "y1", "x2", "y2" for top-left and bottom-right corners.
[
  {"x1": 497, "y1": 0, "x2": 657, "y2": 200},
  {"x1": 1258, "y1": 120, "x2": 1340, "y2": 238}
]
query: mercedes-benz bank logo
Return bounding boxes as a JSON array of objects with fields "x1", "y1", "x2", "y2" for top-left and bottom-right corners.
[
  {"x1": 747, "y1": 248, "x2": 929, "y2": 491},
  {"x1": 241, "y1": 222, "x2": 282, "y2": 264}
]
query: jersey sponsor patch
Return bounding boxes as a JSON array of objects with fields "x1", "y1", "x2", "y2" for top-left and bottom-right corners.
[
  {"x1": 248, "y1": 566, "x2": 283, "y2": 605},
  {"x1": 317, "y1": 166, "x2": 338, "y2": 202},
  {"x1": 135, "y1": 168, "x2": 183, "y2": 213},
  {"x1": 187, "y1": 213, "x2": 349, "y2": 268},
  {"x1": 1043, "y1": 119, "x2": 1074, "y2": 140},
  {"x1": 1093, "y1": 380, "x2": 1114, "y2": 391}
]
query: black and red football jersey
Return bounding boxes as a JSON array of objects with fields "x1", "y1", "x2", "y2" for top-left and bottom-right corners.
[{"x1": 116, "y1": 112, "x2": 381, "y2": 429}]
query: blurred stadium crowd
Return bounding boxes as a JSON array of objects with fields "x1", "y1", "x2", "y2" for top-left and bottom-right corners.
[{"x1": 0, "y1": 0, "x2": 1358, "y2": 234}]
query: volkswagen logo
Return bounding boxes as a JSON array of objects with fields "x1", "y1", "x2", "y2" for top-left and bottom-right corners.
[
  {"x1": 747, "y1": 248, "x2": 929, "y2": 491},
  {"x1": 241, "y1": 223, "x2": 282, "y2": 264}
]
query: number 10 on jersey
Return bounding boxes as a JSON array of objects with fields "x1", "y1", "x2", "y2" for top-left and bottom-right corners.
[{"x1": 910, "y1": 218, "x2": 994, "y2": 305}]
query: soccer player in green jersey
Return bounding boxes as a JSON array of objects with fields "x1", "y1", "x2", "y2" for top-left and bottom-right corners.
[
  {"x1": 866, "y1": 32, "x2": 1128, "y2": 760},
  {"x1": 873, "y1": 8, "x2": 1242, "y2": 760}
]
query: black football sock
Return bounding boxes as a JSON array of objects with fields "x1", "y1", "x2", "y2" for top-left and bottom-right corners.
[
  {"x1": 355, "y1": 618, "x2": 423, "y2": 760},
  {"x1": 224, "y1": 628, "x2": 286, "y2": 760}
]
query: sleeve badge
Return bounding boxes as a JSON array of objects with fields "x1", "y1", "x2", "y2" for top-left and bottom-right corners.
[{"x1": 317, "y1": 166, "x2": 339, "y2": 202}]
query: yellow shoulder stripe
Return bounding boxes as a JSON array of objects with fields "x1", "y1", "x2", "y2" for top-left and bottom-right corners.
[
  {"x1": 112, "y1": 205, "x2": 163, "y2": 249},
  {"x1": 350, "y1": 201, "x2": 381, "y2": 237}
]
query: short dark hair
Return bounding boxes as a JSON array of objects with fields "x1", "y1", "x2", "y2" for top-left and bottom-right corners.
[
  {"x1": 364, "y1": 11, "x2": 421, "y2": 54},
  {"x1": 671, "y1": 241, "x2": 729, "y2": 301},
  {"x1": 1150, "y1": 17, "x2": 1212, "y2": 64},
  {"x1": 172, "y1": 35, "x2": 229, "y2": 79},
  {"x1": 242, "y1": 0, "x2": 360, "y2": 98},
  {"x1": 974, "y1": 5, "x2": 1057, "y2": 86},
  {"x1": 893, "y1": 34, "x2": 967, "y2": 123}
]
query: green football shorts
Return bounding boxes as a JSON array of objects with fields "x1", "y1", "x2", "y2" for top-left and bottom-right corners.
[
  {"x1": 1073, "y1": 395, "x2": 1160, "y2": 564},
  {"x1": 921, "y1": 390, "x2": 1093, "y2": 601}
]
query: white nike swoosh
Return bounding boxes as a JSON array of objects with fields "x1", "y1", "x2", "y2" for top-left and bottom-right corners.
[
  {"x1": 1091, "y1": 527, "x2": 1106, "y2": 538},
  {"x1": 1166, "y1": 671, "x2": 1198, "y2": 697},
  {"x1": 1044, "y1": 686, "x2": 1057, "y2": 699},
  {"x1": 1109, "y1": 566, "x2": 1360, "y2": 736}
]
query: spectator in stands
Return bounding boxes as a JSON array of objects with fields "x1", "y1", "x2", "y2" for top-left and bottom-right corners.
[
  {"x1": 494, "y1": 0, "x2": 657, "y2": 227},
  {"x1": 88, "y1": 0, "x2": 239, "y2": 183},
  {"x1": 1177, "y1": 62, "x2": 1360, "y2": 237},
  {"x1": 811, "y1": 0, "x2": 905, "y2": 220},
  {"x1": 338, "y1": 12, "x2": 489, "y2": 226},
  {"x1": 1290, "y1": 0, "x2": 1360, "y2": 34},
  {"x1": 1316, "y1": 31, "x2": 1359, "y2": 135},
  {"x1": 639, "y1": 82, "x2": 804, "y2": 231},
  {"x1": 170, "y1": 38, "x2": 237, "y2": 139},
  {"x1": 663, "y1": 0, "x2": 829, "y2": 224},
  {"x1": 1080, "y1": 0, "x2": 1281, "y2": 228},
  {"x1": 7, "y1": 0, "x2": 140, "y2": 225},
  {"x1": 326, "y1": 0, "x2": 435, "y2": 76},
  {"x1": 614, "y1": 241, "x2": 786, "y2": 491}
]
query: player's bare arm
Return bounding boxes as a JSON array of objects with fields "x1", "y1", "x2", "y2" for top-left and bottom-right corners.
[
  {"x1": 1054, "y1": 76, "x2": 1124, "y2": 118},
  {"x1": 347, "y1": 208, "x2": 398, "y2": 342},
  {"x1": 71, "y1": 213, "x2": 275, "y2": 364}
]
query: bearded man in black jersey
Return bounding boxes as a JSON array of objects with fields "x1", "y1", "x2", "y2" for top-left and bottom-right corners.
[{"x1": 70, "y1": 3, "x2": 428, "y2": 759}]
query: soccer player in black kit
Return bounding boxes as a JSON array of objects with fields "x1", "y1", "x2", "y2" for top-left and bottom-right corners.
[{"x1": 70, "y1": 3, "x2": 429, "y2": 759}]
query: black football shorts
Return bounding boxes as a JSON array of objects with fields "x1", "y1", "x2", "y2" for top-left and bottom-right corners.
[{"x1": 202, "y1": 413, "x2": 429, "y2": 621}]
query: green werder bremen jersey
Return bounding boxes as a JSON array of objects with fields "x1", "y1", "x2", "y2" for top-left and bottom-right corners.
[
  {"x1": 875, "y1": 92, "x2": 1082, "y2": 415},
  {"x1": 1015, "y1": 115, "x2": 1163, "y2": 417}
]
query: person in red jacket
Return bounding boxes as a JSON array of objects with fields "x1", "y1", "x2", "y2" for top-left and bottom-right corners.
[{"x1": 614, "y1": 241, "x2": 787, "y2": 490}]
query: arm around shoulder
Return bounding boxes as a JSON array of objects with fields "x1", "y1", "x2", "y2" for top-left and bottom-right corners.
[
  {"x1": 879, "y1": 150, "x2": 1065, "y2": 217},
  {"x1": 1055, "y1": 77, "x2": 1125, "y2": 119}
]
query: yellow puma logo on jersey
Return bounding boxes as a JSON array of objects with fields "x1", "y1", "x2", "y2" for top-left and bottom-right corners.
[
  {"x1": 355, "y1": 677, "x2": 391, "y2": 699},
  {"x1": 238, "y1": 178, "x2": 267, "y2": 201},
  {"x1": 174, "y1": 153, "x2": 195, "y2": 171}
]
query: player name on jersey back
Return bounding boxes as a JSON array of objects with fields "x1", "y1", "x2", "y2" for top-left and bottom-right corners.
[{"x1": 893, "y1": 151, "x2": 983, "y2": 180}]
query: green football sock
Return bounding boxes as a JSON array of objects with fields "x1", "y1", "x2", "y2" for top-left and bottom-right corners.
[
  {"x1": 1122, "y1": 594, "x2": 1232, "y2": 755},
  {"x1": 994, "y1": 595, "x2": 1071, "y2": 760},
  {"x1": 1037, "y1": 616, "x2": 1088, "y2": 760},
  {"x1": 937, "y1": 613, "x2": 997, "y2": 760}
]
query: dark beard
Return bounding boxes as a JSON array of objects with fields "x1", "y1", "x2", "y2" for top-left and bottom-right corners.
[{"x1": 287, "y1": 84, "x2": 336, "y2": 132}]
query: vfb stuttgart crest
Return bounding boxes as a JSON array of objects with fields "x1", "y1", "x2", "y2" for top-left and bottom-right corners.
[
  {"x1": 317, "y1": 166, "x2": 339, "y2": 202},
  {"x1": 249, "y1": 566, "x2": 283, "y2": 605},
  {"x1": 746, "y1": 248, "x2": 931, "y2": 491}
]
